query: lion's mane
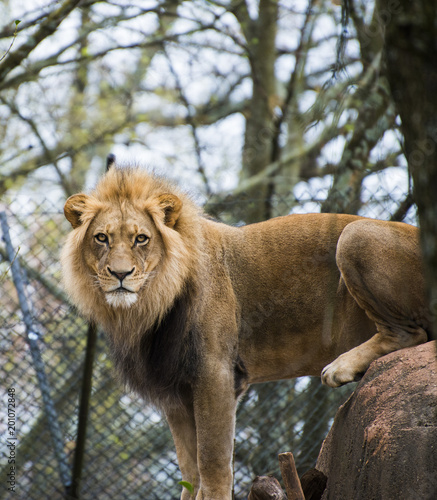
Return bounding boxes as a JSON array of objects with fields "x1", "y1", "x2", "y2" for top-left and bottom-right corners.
[{"x1": 61, "y1": 167, "x2": 204, "y2": 408}]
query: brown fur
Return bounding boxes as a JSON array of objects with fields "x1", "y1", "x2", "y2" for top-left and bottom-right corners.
[{"x1": 61, "y1": 165, "x2": 429, "y2": 500}]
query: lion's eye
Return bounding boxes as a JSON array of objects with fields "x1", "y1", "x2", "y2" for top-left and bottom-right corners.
[
  {"x1": 135, "y1": 234, "x2": 149, "y2": 245},
  {"x1": 95, "y1": 233, "x2": 108, "y2": 243}
]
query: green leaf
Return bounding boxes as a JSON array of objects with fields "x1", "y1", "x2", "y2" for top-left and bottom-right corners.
[
  {"x1": 15, "y1": 20, "x2": 21, "y2": 26},
  {"x1": 178, "y1": 481, "x2": 194, "y2": 495}
]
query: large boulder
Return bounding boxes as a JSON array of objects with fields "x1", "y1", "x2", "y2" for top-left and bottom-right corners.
[{"x1": 316, "y1": 341, "x2": 437, "y2": 500}]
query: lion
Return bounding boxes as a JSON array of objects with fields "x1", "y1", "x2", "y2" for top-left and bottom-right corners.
[{"x1": 61, "y1": 161, "x2": 429, "y2": 500}]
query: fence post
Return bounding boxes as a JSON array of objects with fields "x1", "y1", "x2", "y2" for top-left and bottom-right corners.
[
  {"x1": 67, "y1": 321, "x2": 97, "y2": 499},
  {"x1": 0, "y1": 210, "x2": 71, "y2": 493}
]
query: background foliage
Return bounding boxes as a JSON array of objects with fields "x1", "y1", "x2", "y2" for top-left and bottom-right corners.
[{"x1": 0, "y1": 0, "x2": 415, "y2": 220}]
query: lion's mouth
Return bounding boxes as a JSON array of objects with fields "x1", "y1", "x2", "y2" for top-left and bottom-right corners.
[
  {"x1": 105, "y1": 284, "x2": 136, "y2": 294},
  {"x1": 112, "y1": 286, "x2": 135, "y2": 293}
]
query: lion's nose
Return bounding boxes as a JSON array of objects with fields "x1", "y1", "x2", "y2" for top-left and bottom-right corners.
[{"x1": 108, "y1": 267, "x2": 135, "y2": 282}]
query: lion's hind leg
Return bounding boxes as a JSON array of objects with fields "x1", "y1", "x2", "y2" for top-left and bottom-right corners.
[{"x1": 322, "y1": 220, "x2": 429, "y2": 388}]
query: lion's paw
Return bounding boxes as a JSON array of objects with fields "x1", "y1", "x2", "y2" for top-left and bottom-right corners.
[{"x1": 321, "y1": 356, "x2": 364, "y2": 388}]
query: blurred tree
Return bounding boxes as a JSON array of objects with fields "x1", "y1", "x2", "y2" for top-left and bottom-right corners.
[
  {"x1": 379, "y1": 0, "x2": 437, "y2": 343},
  {"x1": 0, "y1": 0, "x2": 412, "y2": 223}
]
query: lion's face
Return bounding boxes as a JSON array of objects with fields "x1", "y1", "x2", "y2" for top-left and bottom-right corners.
[
  {"x1": 63, "y1": 177, "x2": 185, "y2": 312},
  {"x1": 84, "y1": 204, "x2": 164, "y2": 308}
]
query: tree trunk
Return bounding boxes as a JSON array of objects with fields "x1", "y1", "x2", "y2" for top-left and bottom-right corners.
[
  {"x1": 238, "y1": 0, "x2": 278, "y2": 223},
  {"x1": 379, "y1": 0, "x2": 437, "y2": 342}
]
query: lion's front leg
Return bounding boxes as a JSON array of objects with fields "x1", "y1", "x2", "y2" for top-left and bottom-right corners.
[
  {"x1": 193, "y1": 360, "x2": 238, "y2": 500},
  {"x1": 166, "y1": 404, "x2": 200, "y2": 499},
  {"x1": 321, "y1": 325, "x2": 428, "y2": 387}
]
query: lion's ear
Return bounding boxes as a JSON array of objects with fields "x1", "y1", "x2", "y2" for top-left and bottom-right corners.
[
  {"x1": 157, "y1": 193, "x2": 183, "y2": 228},
  {"x1": 106, "y1": 153, "x2": 116, "y2": 171},
  {"x1": 64, "y1": 194, "x2": 90, "y2": 229}
]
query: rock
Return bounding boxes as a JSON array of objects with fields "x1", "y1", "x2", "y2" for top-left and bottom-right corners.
[
  {"x1": 316, "y1": 341, "x2": 437, "y2": 500},
  {"x1": 299, "y1": 468, "x2": 327, "y2": 500},
  {"x1": 247, "y1": 476, "x2": 286, "y2": 500}
]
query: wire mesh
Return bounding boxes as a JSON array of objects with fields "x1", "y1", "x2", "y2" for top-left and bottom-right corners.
[{"x1": 1, "y1": 184, "x2": 412, "y2": 499}]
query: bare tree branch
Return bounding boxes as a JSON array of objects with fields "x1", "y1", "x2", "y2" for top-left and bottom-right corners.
[
  {"x1": 0, "y1": 0, "x2": 85, "y2": 84},
  {"x1": 163, "y1": 46, "x2": 213, "y2": 196}
]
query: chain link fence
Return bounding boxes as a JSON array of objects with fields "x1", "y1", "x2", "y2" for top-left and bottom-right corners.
[{"x1": 1, "y1": 178, "x2": 414, "y2": 499}]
